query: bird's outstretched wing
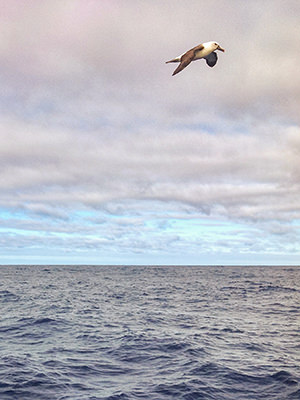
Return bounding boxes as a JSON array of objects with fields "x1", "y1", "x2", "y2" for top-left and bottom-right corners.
[
  {"x1": 170, "y1": 44, "x2": 205, "y2": 76},
  {"x1": 205, "y1": 52, "x2": 218, "y2": 67},
  {"x1": 172, "y1": 49, "x2": 194, "y2": 76}
]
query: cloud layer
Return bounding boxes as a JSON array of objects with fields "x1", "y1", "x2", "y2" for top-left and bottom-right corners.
[{"x1": 1, "y1": 0, "x2": 300, "y2": 264}]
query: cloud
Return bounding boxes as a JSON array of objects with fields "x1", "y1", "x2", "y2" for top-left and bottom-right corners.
[
  {"x1": 0, "y1": 0, "x2": 300, "y2": 263},
  {"x1": 1, "y1": 117, "x2": 299, "y2": 221}
]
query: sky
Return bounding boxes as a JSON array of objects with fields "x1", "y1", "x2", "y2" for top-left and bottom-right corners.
[{"x1": 0, "y1": 0, "x2": 300, "y2": 265}]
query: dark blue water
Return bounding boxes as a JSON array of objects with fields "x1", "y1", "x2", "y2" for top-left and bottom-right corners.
[{"x1": 0, "y1": 265, "x2": 299, "y2": 399}]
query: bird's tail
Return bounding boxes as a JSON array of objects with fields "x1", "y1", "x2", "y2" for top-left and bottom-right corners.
[{"x1": 165, "y1": 57, "x2": 180, "y2": 63}]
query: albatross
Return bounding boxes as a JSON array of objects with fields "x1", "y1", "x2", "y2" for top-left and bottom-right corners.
[{"x1": 166, "y1": 41, "x2": 225, "y2": 76}]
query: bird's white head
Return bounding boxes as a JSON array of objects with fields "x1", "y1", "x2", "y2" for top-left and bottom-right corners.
[{"x1": 205, "y1": 41, "x2": 225, "y2": 52}]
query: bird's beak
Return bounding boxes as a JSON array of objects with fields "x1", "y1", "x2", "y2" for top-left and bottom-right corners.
[{"x1": 218, "y1": 46, "x2": 225, "y2": 52}]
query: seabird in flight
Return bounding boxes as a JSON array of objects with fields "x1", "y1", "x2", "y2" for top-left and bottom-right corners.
[{"x1": 166, "y1": 41, "x2": 225, "y2": 76}]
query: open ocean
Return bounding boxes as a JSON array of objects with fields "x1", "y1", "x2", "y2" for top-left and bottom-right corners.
[{"x1": 0, "y1": 265, "x2": 299, "y2": 400}]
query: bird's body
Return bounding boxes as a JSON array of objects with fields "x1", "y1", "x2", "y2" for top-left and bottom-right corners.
[{"x1": 166, "y1": 41, "x2": 225, "y2": 76}]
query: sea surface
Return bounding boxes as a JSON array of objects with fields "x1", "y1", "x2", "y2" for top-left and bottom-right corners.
[{"x1": 0, "y1": 265, "x2": 299, "y2": 400}]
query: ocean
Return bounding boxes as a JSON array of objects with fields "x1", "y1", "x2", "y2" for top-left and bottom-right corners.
[{"x1": 0, "y1": 265, "x2": 299, "y2": 400}]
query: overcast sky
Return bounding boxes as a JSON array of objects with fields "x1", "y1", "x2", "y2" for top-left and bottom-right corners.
[{"x1": 1, "y1": 0, "x2": 300, "y2": 265}]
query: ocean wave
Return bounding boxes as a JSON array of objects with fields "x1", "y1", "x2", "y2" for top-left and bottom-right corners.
[{"x1": 0, "y1": 265, "x2": 299, "y2": 400}]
